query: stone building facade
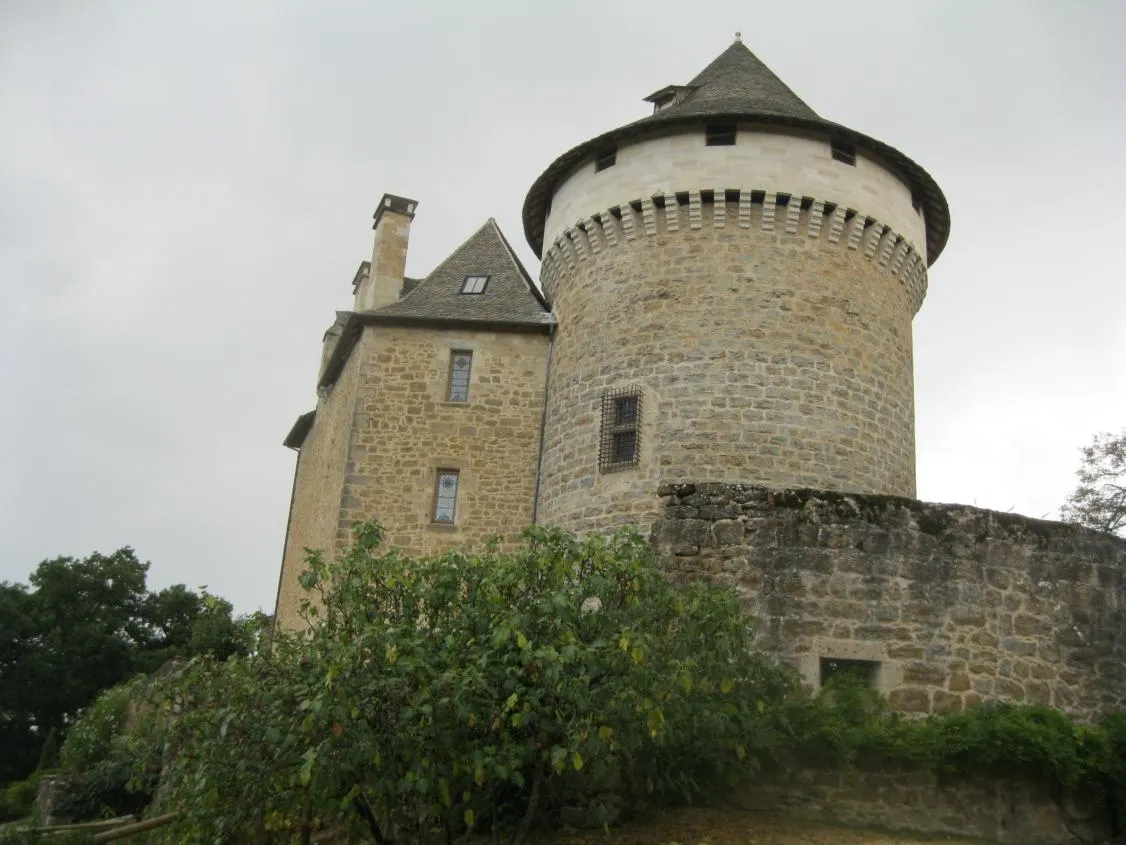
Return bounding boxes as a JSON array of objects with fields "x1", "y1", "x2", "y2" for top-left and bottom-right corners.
[
  {"x1": 274, "y1": 208, "x2": 553, "y2": 627},
  {"x1": 272, "y1": 38, "x2": 1125, "y2": 719}
]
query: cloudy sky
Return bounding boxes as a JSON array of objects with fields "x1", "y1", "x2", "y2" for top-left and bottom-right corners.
[{"x1": 2, "y1": 1, "x2": 1123, "y2": 613}]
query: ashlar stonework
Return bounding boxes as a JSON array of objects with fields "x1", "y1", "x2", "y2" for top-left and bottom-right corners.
[
  {"x1": 654, "y1": 484, "x2": 1126, "y2": 719},
  {"x1": 536, "y1": 197, "x2": 919, "y2": 539}
]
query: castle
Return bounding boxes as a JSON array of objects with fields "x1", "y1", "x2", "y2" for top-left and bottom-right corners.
[{"x1": 274, "y1": 39, "x2": 1125, "y2": 718}]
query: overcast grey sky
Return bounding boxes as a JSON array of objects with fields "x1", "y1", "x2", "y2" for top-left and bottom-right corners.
[{"x1": 2, "y1": 1, "x2": 1124, "y2": 613}]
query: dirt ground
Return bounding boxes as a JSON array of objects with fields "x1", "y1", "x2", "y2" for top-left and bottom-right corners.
[{"x1": 541, "y1": 806, "x2": 990, "y2": 845}]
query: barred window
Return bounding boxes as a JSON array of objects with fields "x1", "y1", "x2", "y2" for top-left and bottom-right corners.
[
  {"x1": 447, "y1": 350, "x2": 472, "y2": 402},
  {"x1": 433, "y1": 469, "x2": 459, "y2": 523},
  {"x1": 599, "y1": 387, "x2": 642, "y2": 472}
]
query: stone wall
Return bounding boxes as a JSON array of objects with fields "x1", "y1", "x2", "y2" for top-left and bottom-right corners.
[
  {"x1": 276, "y1": 324, "x2": 550, "y2": 630},
  {"x1": 344, "y1": 325, "x2": 549, "y2": 554},
  {"x1": 737, "y1": 766, "x2": 1106, "y2": 845},
  {"x1": 654, "y1": 484, "x2": 1126, "y2": 718},
  {"x1": 542, "y1": 125, "x2": 926, "y2": 252},
  {"x1": 275, "y1": 333, "x2": 364, "y2": 629},
  {"x1": 536, "y1": 197, "x2": 920, "y2": 539}
]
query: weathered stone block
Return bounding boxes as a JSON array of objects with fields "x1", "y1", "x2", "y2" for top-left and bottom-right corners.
[{"x1": 888, "y1": 687, "x2": 930, "y2": 713}]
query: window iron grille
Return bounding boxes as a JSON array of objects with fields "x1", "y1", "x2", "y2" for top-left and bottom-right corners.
[{"x1": 599, "y1": 387, "x2": 642, "y2": 473}]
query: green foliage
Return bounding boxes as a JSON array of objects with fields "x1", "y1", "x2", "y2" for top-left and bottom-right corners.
[
  {"x1": 55, "y1": 744, "x2": 159, "y2": 823},
  {"x1": 1061, "y1": 427, "x2": 1126, "y2": 536},
  {"x1": 148, "y1": 522, "x2": 796, "y2": 844},
  {"x1": 1, "y1": 549, "x2": 255, "y2": 790},
  {"x1": 0, "y1": 775, "x2": 39, "y2": 824},
  {"x1": 59, "y1": 678, "x2": 145, "y2": 774},
  {"x1": 776, "y1": 675, "x2": 1126, "y2": 838},
  {"x1": 0, "y1": 827, "x2": 90, "y2": 845}
]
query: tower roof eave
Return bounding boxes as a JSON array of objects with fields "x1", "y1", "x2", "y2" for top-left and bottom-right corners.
[{"x1": 521, "y1": 111, "x2": 950, "y2": 266}]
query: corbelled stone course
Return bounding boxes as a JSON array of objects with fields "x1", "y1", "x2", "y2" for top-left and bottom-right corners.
[{"x1": 653, "y1": 484, "x2": 1126, "y2": 719}]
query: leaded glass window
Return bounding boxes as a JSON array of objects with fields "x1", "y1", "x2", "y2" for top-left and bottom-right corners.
[
  {"x1": 448, "y1": 351, "x2": 472, "y2": 402},
  {"x1": 433, "y1": 470, "x2": 459, "y2": 523}
]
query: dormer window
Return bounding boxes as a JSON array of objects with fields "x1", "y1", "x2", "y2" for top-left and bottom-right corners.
[
  {"x1": 594, "y1": 147, "x2": 617, "y2": 172},
  {"x1": 461, "y1": 275, "x2": 489, "y2": 294},
  {"x1": 831, "y1": 139, "x2": 857, "y2": 166},
  {"x1": 644, "y1": 84, "x2": 694, "y2": 115},
  {"x1": 705, "y1": 123, "x2": 736, "y2": 146}
]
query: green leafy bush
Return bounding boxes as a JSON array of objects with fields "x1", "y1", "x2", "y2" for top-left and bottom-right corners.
[
  {"x1": 0, "y1": 828, "x2": 90, "y2": 845},
  {"x1": 59, "y1": 677, "x2": 145, "y2": 774},
  {"x1": 148, "y1": 523, "x2": 796, "y2": 844},
  {"x1": 54, "y1": 743, "x2": 159, "y2": 824},
  {"x1": 0, "y1": 775, "x2": 39, "y2": 823},
  {"x1": 776, "y1": 674, "x2": 1126, "y2": 839}
]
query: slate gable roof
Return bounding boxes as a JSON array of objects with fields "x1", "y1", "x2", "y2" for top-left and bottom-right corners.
[
  {"x1": 522, "y1": 40, "x2": 950, "y2": 267},
  {"x1": 314, "y1": 218, "x2": 553, "y2": 393},
  {"x1": 371, "y1": 218, "x2": 554, "y2": 326}
]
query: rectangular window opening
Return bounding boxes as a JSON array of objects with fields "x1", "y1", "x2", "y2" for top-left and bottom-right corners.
[
  {"x1": 433, "y1": 469, "x2": 460, "y2": 524},
  {"x1": 706, "y1": 123, "x2": 737, "y2": 146},
  {"x1": 599, "y1": 388, "x2": 642, "y2": 473},
  {"x1": 461, "y1": 275, "x2": 489, "y2": 294},
  {"x1": 594, "y1": 147, "x2": 617, "y2": 172},
  {"x1": 830, "y1": 139, "x2": 857, "y2": 166},
  {"x1": 447, "y1": 350, "x2": 472, "y2": 402},
  {"x1": 819, "y1": 657, "x2": 880, "y2": 689}
]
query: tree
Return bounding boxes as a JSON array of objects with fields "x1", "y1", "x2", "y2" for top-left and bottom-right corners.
[
  {"x1": 149, "y1": 523, "x2": 795, "y2": 844},
  {"x1": 0, "y1": 583, "x2": 39, "y2": 785},
  {"x1": 1061, "y1": 428, "x2": 1126, "y2": 536},
  {"x1": 0, "y1": 550, "x2": 254, "y2": 789}
]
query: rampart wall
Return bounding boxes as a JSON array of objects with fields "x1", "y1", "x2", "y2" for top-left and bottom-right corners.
[
  {"x1": 738, "y1": 766, "x2": 1106, "y2": 845},
  {"x1": 653, "y1": 484, "x2": 1126, "y2": 719}
]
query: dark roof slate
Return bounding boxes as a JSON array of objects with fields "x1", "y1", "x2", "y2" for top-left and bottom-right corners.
[
  {"x1": 665, "y1": 41, "x2": 820, "y2": 122},
  {"x1": 370, "y1": 218, "x2": 554, "y2": 326},
  {"x1": 522, "y1": 40, "x2": 950, "y2": 266}
]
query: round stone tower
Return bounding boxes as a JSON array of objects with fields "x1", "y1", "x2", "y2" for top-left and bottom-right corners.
[{"x1": 523, "y1": 38, "x2": 950, "y2": 535}]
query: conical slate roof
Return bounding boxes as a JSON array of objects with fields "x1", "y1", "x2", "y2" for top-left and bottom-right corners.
[
  {"x1": 522, "y1": 39, "x2": 950, "y2": 266},
  {"x1": 372, "y1": 218, "x2": 553, "y2": 326},
  {"x1": 660, "y1": 40, "x2": 820, "y2": 122}
]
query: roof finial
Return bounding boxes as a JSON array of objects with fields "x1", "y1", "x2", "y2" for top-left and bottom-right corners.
[{"x1": 734, "y1": 31, "x2": 742, "y2": 43}]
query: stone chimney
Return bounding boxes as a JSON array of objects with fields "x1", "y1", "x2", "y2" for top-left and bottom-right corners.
[{"x1": 354, "y1": 193, "x2": 418, "y2": 311}]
